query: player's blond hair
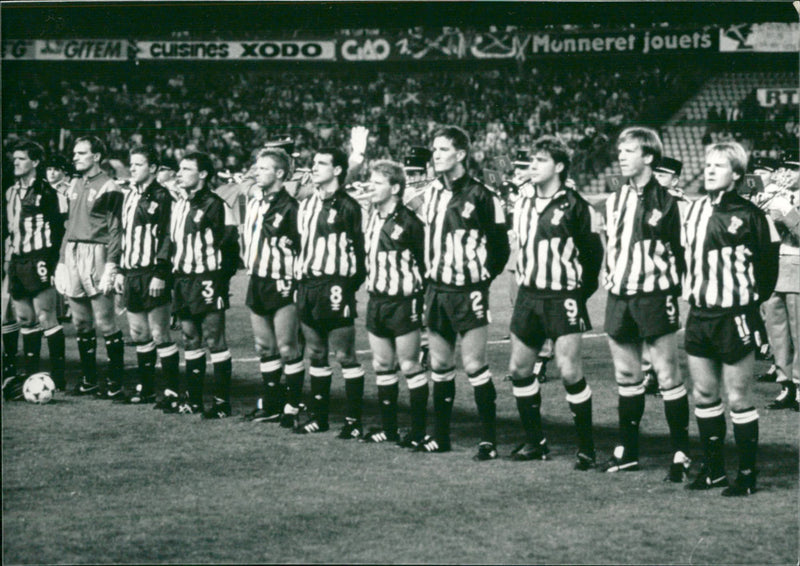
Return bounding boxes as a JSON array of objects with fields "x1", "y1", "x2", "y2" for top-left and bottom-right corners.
[
  {"x1": 617, "y1": 127, "x2": 663, "y2": 165},
  {"x1": 705, "y1": 141, "x2": 749, "y2": 179}
]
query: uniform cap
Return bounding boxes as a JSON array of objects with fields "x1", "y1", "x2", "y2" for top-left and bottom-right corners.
[
  {"x1": 749, "y1": 157, "x2": 780, "y2": 173},
  {"x1": 404, "y1": 146, "x2": 432, "y2": 170},
  {"x1": 264, "y1": 137, "x2": 297, "y2": 157},
  {"x1": 781, "y1": 149, "x2": 799, "y2": 170},
  {"x1": 44, "y1": 154, "x2": 71, "y2": 172},
  {"x1": 654, "y1": 156, "x2": 683, "y2": 176},
  {"x1": 513, "y1": 149, "x2": 532, "y2": 166}
]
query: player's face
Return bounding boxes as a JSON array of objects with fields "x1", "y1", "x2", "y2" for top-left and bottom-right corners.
[
  {"x1": 528, "y1": 151, "x2": 561, "y2": 185},
  {"x1": 617, "y1": 140, "x2": 649, "y2": 178},
  {"x1": 752, "y1": 168, "x2": 772, "y2": 186},
  {"x1": 654, "y1": 171, "x2": 677, "y2": 188},
  {"x1": 255, "y1": 156, "x2": 282, "y2": 189},
  {"x1": 156, "y1": 167, "x2": 175, "y2": 186},
  {"x1": 73, "y1": 141, "x2": 98, "y2": 174},
  {"x1": 311, "y1": 153, "x2": 338, "y2": 185},
  {"x1": 12, "y1": 150, "x2": 37, "y2": 178},
  {"x1": 512, "y1": 164, "x2": 532, "y2": 184},
  {"x1": 129, "y1": 153, "x2": 155, "y2": 186},
  {"x1": 46, "y1": 167, "x2": 65, "y2": 185},
  {"x1": 176, "y1": 159, "x2": 204, "y2": 191},
  {"x1": 432, "y1": 136, "x2": 464, "y2": 175},
  {"x1": 704, "y1": 151, "x2": 740, "y2": 192},
  {"x1": 368, "y1": 170, "x2": 397, "y2": 205}
]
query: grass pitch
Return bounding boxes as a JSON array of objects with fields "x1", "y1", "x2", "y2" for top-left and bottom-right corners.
[{"x1": 3, "y1": 272, "x2": 798, "y2": 564}]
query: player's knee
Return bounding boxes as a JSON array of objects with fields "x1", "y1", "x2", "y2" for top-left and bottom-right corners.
[
  {"x1": 149, "y1": 324, "x2": 170, "y2": 346},
  {"x1": 557, "y1": 359, "x2": 580, "y2": 384},
  {"x1": 129, "y1": 325, "x2": 151, "y2": 344},
  {"x1": 73, "y1": 316, "x2": 94, "y2": 334},
  {"x1": 205, "y1": 336, "x2": 226, "y2": 352},
  {"x1": 95, "y1": 311, "x2": 118, "y2": 335},
  {"x1": 614, "y1": 367, "x2": 641, "y2": 384},
  {"x1": 398, "y1": 359, "x2": 421, "y2": 376},
  {"x1": 372, "y1": 358, "x2": 394, "y2": 373},
  {"x1": 333, "y1": 349, "x2": 357, "y2": 367},
  {"x1": 508, "y1": 357, "x2": 529, "y2": 380},
  {"x1": 277, "y1": 339, "x2": 299, "y2": 361},
  {"x1": 462, "y1": 359, "x2": 485, "y2": 376},
  {"x1": 17, "y1": 311, "x2": 37, "y2": 328},
  {"x1": 725, "y1": 388, "x2": 752, "y2": 412},
  {"x1": 36, "y1": 309, "x2": 58, "y2": 330}
]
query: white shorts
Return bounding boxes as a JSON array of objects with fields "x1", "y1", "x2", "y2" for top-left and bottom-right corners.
[{"x1": 63, "y1": 241, "x2": 108, "y2": 299}]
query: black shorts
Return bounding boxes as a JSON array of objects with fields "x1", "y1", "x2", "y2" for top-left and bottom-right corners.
[
  {"x1": 122, "y1": 270, "x2": 171, "y2": 313},
  {"x1": 424, "y1": 285, "x2": 490, "y2": 342},
  {"x1": 9, "y1": 254, "x2": 54, "y2": 300},
  {"x1": 685, "y1": 306, "x2": 760, "y2": 365},
  {"x1": 297, "y1": 278, "x2": 356, "y2": 331},
  {"x1": 246, "y1": 276, "x2": 295, "y2": 316},
  {"x1": 366, "y1": 294, "x2": 423, "y2": 339},
  {"x1": 510, "y1": 289, "x2": 591, "y2": 349},
  {"x1": 605, "y1": 292, "x2": 680, "y2": 343},
  {"x1": 173, "y1": 273, "x2": 230, "y2": 319}
]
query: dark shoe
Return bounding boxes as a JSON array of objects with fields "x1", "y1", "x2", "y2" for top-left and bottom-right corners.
[
  {"x1": 279, "y1": 404, "x2": 303, "y2": 428},
  {"x1": 361, "y1": 428, "x2": 399, "y2": 443},
  {"x1": 643, "y1": 369, "x2": 660, "y2": 396},
  {"x1": 243, "y1": 399, "x2": 281, "y2": 422},
  {"x1": 721, "y1": 472, "x2": 757, "y2": 497},
  {"x1": 294, "y1": 417, "x2": 329, "y2": 434},
  {"x1": 154, "y1": 391, "x2": 179, "y2": 411},
  {"x1": 574, "y1": 451, "x2": 596, "y2": 471},
  {"x1": 603, "y1": 446, "x2": 639, "y2": 472},
  {"x1": 414, "y1": 435, "x2": 451, "y2": 453},
  {"x1": 127, "y1": 383, "x2": 156, "y2": 404},
  {"x1": 337, "y1": 419, "x2": 364, "y2": 440},
  {"x1": 473, "y1": 442, "x2": 498, "y2": 461},
  {"x1": 756, "y1": 365, "x2": 778, "y2": 382},
  {"x1": 2, "y1": 374, "x2": 25, "y2": 401},
  {"x1": 510, "y1": 440, "x2": 550, "y2": 462},
  {"x1": 767, "y1": 388, "x2": 799, "y2": 411},
  {"x1": 177, "y1": 400, "x2": 202, "y2": 415},
  {"x1": 71, "y1": 377, "x2": 98, "y2": 396},
  {"x1": 159, "y1": 394, "x2": 182, "y2": 413},
  {"x1": 686, "y1": 464, "x2": 728, "y2": 491},
  {"x1": 202, "y1": 401, "x2": 232, "y2": 420},
  {"x1": 105, "y1": 386, "x2": 126, "y2": 402},
  {"x1": 665, "y1": 452, "x2": 691, "y2": 483},
  {"x1": 397, "y1": 431, "x2": 426, "y2": 449}
]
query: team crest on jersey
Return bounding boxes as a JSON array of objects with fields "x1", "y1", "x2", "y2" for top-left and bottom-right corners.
[
  {"x1": 390, "y1": 225, "x2": 404, "y2": 240},
  {"x1": 88, "y1": 189, "x2": 97, "y2": 202},
  {"x1": 194, "y1": 210, "x2": 204, "y2": 223},
  {"x1": 273, "y1": 213, "x2": 283, "y2": 228},
  {"x1": 148, "y1": 201, "x2": 159, "y2": 214},
  {"x1": 647, "y1": 209, "x2": 662, "y2": 227},
  {"x1": 727, "y1": 216, "x2": 743, "y2": 234},
  {"x1": 327, "y1": 209, "x2": 338, "y2": 223},
  {"x1": 461, "y1": 202, "x2": 475, "y2": 219},
  {"x1": 551, "y1": 209, "x2": 564, "y2": 226}
]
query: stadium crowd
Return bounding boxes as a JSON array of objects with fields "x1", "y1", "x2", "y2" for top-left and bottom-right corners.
[{"x1": 3, "y1": 65, "x2": 697, "y2": 188}]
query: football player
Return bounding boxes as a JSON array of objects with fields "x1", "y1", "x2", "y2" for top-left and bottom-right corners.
[
  {"x1": 169, "y1": 152, "x2": 240, "y2": 417},
  {"x1": 2, "y1": 141, "x2": 66, "y2": 398},
  {"x1": 240, "y1": 148, "x2": 304, "y2": 425},
  {"x1": 683, "y1": 141, "x2": 780, "y2": 496},
  {"x1": 112, "y1": 145, "x2": 180, "y2": 406},
  {"x1": 418, "y1": 125, "x2": 510, "y2": 460},
  {"x1": 362, "y1": 160, "x2": 427, "y2": 445},
  {"x1": 55, "y1": 136, "x2": 125, "y2": 399},
  {"x1": 293, "y1": 148, "x2": 367, "y2": 438},
  {"x1": 602, "y1": 127, "x2": 691, "y2": 481},
  {"x1": 507, "y1": 136, "x2": 603, "y2": 467}
]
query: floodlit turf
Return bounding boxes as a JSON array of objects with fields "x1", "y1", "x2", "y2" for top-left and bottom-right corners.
[{"x1": 3, "y1": 272, "x2": 798, "y2": 564}]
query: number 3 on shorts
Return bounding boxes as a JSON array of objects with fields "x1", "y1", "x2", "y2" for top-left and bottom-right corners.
[{"x1": 201, "y1": 280, "x2": 214, "y2": 299}]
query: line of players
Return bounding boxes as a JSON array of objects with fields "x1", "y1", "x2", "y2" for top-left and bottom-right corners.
[{"x1": 3, "y1": 125, "x2": 796, "y2": 499}]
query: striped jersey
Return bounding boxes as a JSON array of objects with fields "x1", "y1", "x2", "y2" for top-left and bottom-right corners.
[
  {"x1": 295, "y1": 188, "x2": 366, "y2": 286},
  {"x1": 603, "y1": 176, "x2": 684, "y2": 296},
  {"x1": 422, "y1": 174, "x2": 510, "y2": 288},
  {"x1": 170, "y1": 187, "x2": 239, "y2": 276},
  {"x1": 5, "y1": 177, "x2": 64, "y2": 259},
  {"x1": 365, "y1": 203, "x2": 425, "y2": 297},
  {"x1": 63, "y1": 170, "x2": 123, "y2": 264},
  {"x1": 120, "y1": 179, "x2": 173, "y2": 277},
  {"x1": 682, "y1": 189, "x2": 780, "y2": 309},
  {"x1": 243, "y1": 187, "x2": 299, "y2": 281},
  {"x1": 512, "y1": 183, "x2": 604, "y2": 297}
]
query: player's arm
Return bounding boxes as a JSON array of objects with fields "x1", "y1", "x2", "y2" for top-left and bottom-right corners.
[
  {"x1": 663, "y1": 194, "x2": 686, "y2": 282},
  {"x1": 752, "y1": 210, "x2": 781, "y2": 303},
  {"x1": 210, "y1": 199, "x2": 240, "y2": 280},
  {"x1": 42, "y1": 186, "x2": 65, "y2": 267},
  {"x1": 407, "y1": 214, "x2": 426, "y2": 278},
  {"x1": 285, "y1": 201, "x2": 301, "y2": 254},
  {"x1": 573, "y1": 198, "x2": 604, "y2": 300},
  {"x1": 153, "y1": 191, "x2": 173, "y2": 280},
  {"x1": 478, "y1": 189, "x2": 510, "y2": 280},
  {"x1": 346, "y1": 199, "x2": 366, "y2": 289}
]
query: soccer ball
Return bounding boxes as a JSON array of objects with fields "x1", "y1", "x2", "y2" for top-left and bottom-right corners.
[{"x1": 22, "y1": 372, "x2": 56, "y2": 404}]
